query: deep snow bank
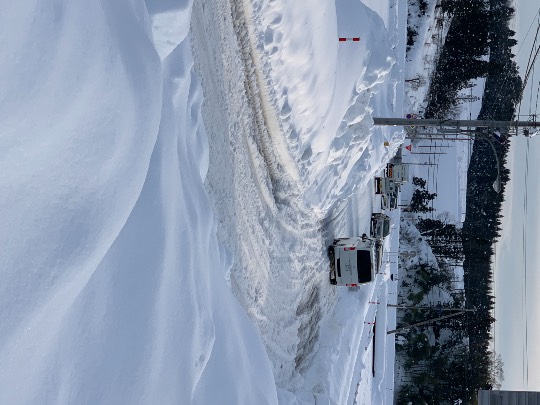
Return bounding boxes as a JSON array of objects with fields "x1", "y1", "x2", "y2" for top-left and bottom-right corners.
[
  {"x1": 0, "y1": 1, "x2": 277, "y2": 404},
  {"x1": 249, "y1": 0, "x2": 405, "y2": 213}
]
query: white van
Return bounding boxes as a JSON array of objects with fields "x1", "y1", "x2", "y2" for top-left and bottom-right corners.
[{"x1": 328, "y1": 236, "x2": 381, "y2": 286}]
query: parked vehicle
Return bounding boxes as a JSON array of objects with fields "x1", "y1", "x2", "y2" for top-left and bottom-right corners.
[
  {"x1": 381, "y1": 190, "x2": 398, "y2": 210},
  {"x1": 328, "y1": 235, "x2": 382, "y2": 286},
  {"x1": 375, "y1": 177, "x2": 397, "y2": 195},
  {"x1": 386, "y1": 163, "x2": 409, "y2": 184},
  {"x1": 370, "y1": 213, "x2": 391, "y2": 240}
]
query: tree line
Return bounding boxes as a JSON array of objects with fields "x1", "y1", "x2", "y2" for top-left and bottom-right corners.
[
  {"x1": 424, "y1": 0, "x2": 521, "y2": 119},
  {"x1": 398, "y1": 0, "x2": 520, "y2": 401},
  {"x1": 397, "y1": 180, "x2": 503, "y2": 404}
]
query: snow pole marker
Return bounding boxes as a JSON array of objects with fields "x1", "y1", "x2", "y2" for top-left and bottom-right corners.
[{"x1": 338, "y1": 37, "x2": 361, "y2": 42}]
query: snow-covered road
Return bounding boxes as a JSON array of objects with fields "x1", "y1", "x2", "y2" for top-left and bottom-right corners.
[
  {"x1": 191, "y1": 0, "x2": 336, "y2": 391},
  {"x1": 0, "y1": 0, "x2": 405, "y2": 403},
  {"x1": 191, "y1": 0, "x2": 406, "y2": 403}
]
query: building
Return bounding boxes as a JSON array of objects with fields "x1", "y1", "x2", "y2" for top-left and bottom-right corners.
[{"x1": 478, "y1": 390, "x2": 540, "y2": 404}]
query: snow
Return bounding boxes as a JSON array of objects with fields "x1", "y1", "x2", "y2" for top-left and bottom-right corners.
[
  {"x1": 251, "y1": 0, "x2": 406, "y2": 213},
  {"x1": 0, "y1": 0, "x2": 417, "y2": 404},
  {"x1": 0, "y1": 2, "x2": 276, "y2": 404}
]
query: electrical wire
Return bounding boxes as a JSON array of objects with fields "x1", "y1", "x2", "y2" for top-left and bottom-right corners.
[
  {"x1": 516, "y1": 10, "x2": 540, "y2": 122},
  {"x1": 518, "y1": 14, "x2": 540, "y2": 387}
]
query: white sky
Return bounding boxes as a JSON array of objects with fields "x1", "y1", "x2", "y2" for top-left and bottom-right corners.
[{"x1": 495, "y1": 0, "x2": 540, "y2": 391}]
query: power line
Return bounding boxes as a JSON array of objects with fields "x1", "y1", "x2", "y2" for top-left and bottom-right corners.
[
  {"x1": 516, "y1": 10, "x2": 540, "y2": 120},
  {"x1": 519, "y1": 15, "x2": 539, "y2": 387},
  {"x1": 515, "y1": 7, "x2": 540, "y2": 57}
]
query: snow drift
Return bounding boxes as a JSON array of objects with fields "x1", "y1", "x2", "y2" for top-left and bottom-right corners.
[
  {"x1": 0, "y1": 1, "x2": 277, "y2": 404},
  {"x1": 250, "y1": 0, "x2": 405, "y2": 213}
]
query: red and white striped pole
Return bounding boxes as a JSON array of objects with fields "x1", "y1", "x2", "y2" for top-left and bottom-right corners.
[{"x1": 338, "y1": 37, "x2": 360, "y2": 42}]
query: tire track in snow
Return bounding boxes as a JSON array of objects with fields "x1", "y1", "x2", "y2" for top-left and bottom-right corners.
[{"x1": 228, "y1": 0, "x2": 335, "y2": 384}]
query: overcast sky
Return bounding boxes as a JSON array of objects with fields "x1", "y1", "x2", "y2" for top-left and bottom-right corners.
[{"x1": 494, "y1": 0, "x2": 540, "y2": 391}]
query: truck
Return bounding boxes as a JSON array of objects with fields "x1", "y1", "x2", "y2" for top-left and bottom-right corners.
[
  {"x1": 328, "y1": 235, "x2": 382, "y2": 286},
  {"x1": 370, "y1": 213, "x2": 391, "y2": 240},
  {"x1": 386, "y1": 163, "x2": 409, "y2": 184}
]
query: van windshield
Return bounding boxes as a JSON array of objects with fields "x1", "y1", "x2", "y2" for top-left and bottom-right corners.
[
  {"x1": 357, "y1": 250, "x2": 372, "y2": 283},
  {"x1": 374, "y1": 244, "x2": 383, "y2": 274}
]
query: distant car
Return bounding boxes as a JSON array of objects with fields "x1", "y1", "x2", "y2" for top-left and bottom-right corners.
[
  {"x1": 370, "y1": 213, "x2": 391, "y2": 240},
  {"x1": 328, "y1": 235, "x2": 381, "y2": 286},
  {"x1": 386, "y1": 163, "x2": 409, "y2": 184},
  {"x1": 375, "y1": 177, "x2": 397, "y2": 195},
  {"x1": 381, "y1": 190, "x2": 398, "y2": 210}
]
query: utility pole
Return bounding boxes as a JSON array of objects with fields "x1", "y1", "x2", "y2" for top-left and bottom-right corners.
[
  {"x1": 374, "y1": 116, "x2": 533, "y2": 192},
  {"x1": 373, "y1": 117, "x2": 539, "y2": 133},
  {"x1": 410, "y1": 151, "x2": 447, "y2": 155},
  {"x1": 374, "y1": 117, "x2": 540, "y2": 140},
  {"x1": 416, "y1": 145, "x2": 453, "y2": 148},
  {"x1": 412, "y1": 136, "x2": 474, "y2": 141}
]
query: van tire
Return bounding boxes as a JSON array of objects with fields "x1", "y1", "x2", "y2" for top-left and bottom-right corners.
[
  {"x1": 328, "y1": 246, "x2": 337, "y2": 285},
  {"x1": 327, "y1": 246, "x2": 335, "y2": 260}
]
